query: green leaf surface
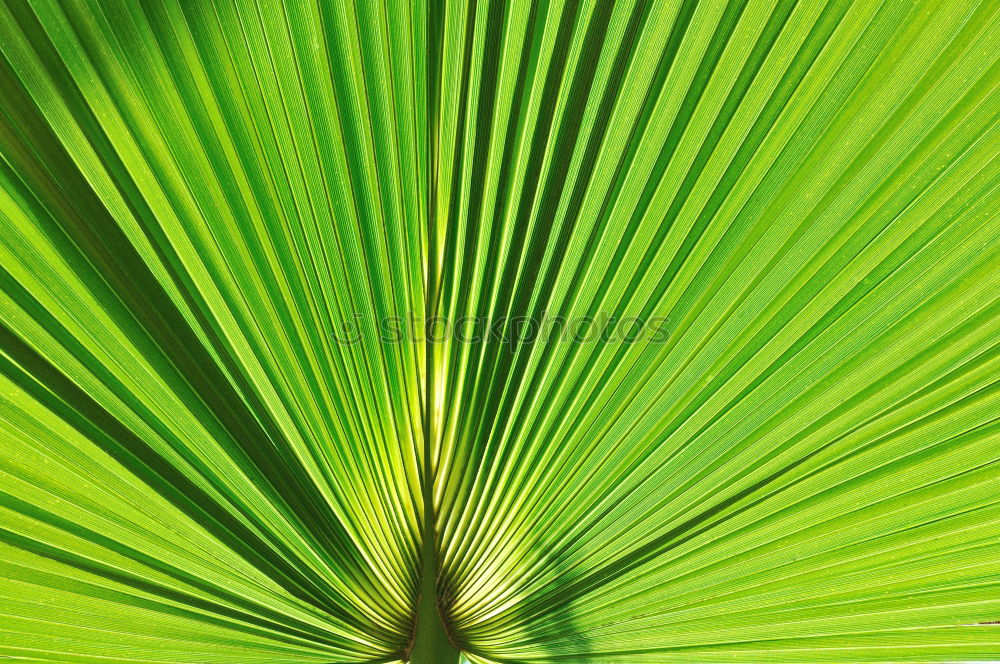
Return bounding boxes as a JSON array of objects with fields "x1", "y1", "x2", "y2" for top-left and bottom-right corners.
[{"x1": 1, "y1": 0, "x2": 998, "y2": 662}]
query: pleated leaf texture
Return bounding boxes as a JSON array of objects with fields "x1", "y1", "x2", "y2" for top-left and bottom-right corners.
[{"x1": 2, "y1": 0, "x2": 1000, "y2": 662}]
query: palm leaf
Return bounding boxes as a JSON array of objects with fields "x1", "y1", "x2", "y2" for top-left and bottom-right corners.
[{"x1": 1, "y1": 0, "x2": 998, "y2": 662}]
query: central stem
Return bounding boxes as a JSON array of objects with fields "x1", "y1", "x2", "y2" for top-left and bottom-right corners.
[
  {"x1": 408, "y1": 488, "x2": 460, "y2": 663},
  {"x1": 410, "y1": 351, "x2": 460, "y2": 663}
]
